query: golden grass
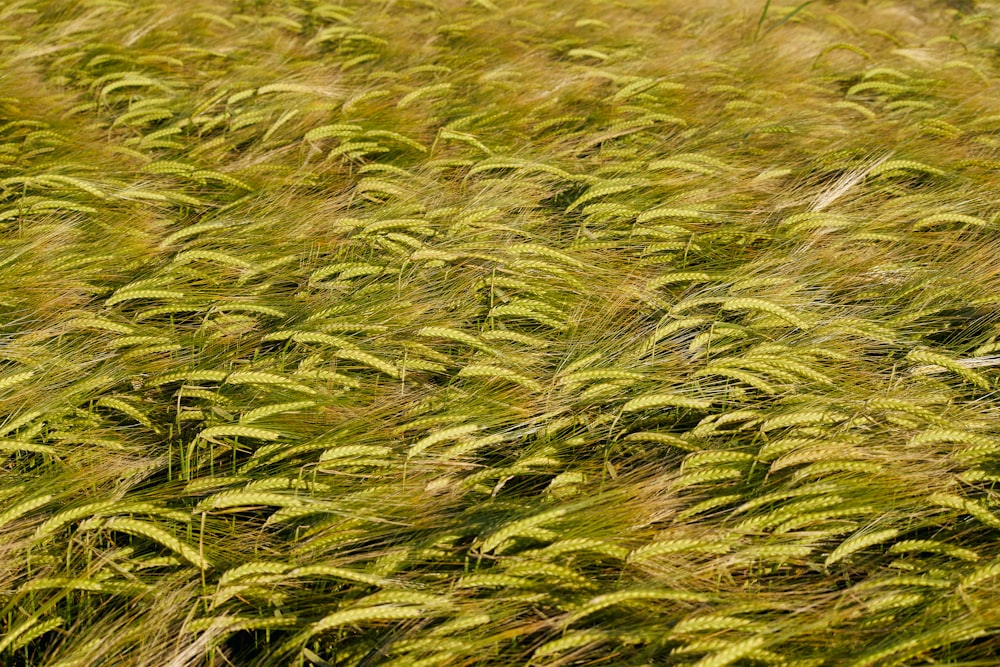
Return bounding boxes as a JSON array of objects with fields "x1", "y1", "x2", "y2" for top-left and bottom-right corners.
[{"x1": 4, "y1": 0, "x2": 1000, "y2": 664}]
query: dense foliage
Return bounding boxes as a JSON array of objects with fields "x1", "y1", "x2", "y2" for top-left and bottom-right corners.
[{"x1": 4, "y1": 0, "x2": 1000, "y2": 664}]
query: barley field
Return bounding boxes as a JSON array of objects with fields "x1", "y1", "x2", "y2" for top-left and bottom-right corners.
[{"x1": 3, "y1": 0, "x2": 1000, "y2": 665}]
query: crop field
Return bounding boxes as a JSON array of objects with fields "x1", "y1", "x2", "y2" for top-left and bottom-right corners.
[{"x1": 5, "y1": 0, "x2": 1000, "y2": 664}]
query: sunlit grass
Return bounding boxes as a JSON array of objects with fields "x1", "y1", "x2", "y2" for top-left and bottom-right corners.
[{"x1": 3, "y1": 0, "x2": 1000, "y2": 665}]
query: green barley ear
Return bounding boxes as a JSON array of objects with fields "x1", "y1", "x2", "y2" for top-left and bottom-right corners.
[
  {"x1": 825, "y1": 528, "x2": 900, "y2": 567},
  {"x1": 0, "y1": 494, "x2": 53, "y2": 530},
  {"x1": 0, "y1": 617, "x2": 65, "y2": 655}
]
